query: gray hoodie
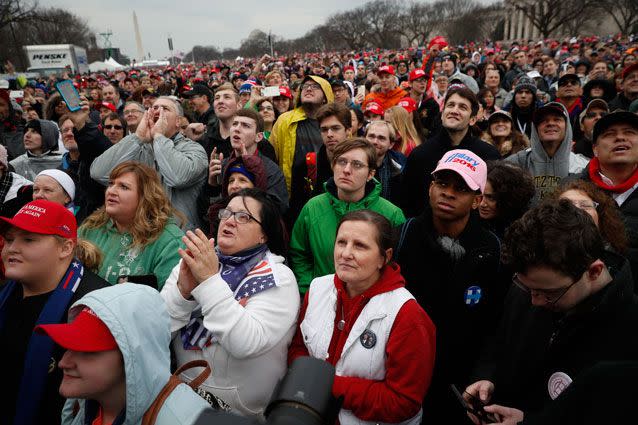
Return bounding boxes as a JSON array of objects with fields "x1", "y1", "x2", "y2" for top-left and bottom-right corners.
[
  {"x1": 506, "y1": 103, "x2": 589, "y2": 201},
  {"x1": 9, "y1": 119, "x2": 63, "y2": 181}
]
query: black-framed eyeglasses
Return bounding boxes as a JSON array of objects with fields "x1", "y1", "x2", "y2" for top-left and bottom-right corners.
[
  {"x1": 512, "y1": 273, "x2": 581, "y2": 305},
  {"x1": 218, "y1": 208, "x2": 262, "y2": 225}
]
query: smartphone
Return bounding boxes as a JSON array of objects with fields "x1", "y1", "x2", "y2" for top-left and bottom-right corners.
[
  {"x1": 261, "y1": 86, "x2": 280, "y2": 97},
  {"x1": 9, "y1": 90, "x2": 23, "y2": 100},
  {"x1": 450, "y1": 384, "x2": 497, "y2": 424},
  {"x1": 55, "y1": 80, "x2": 82, "y2": 112},
  {"x1": 358, "y1": 85, "x2": 366, "y2": 96},
  {"x1": 211, "y1": 152, "x2": 222, "y2": 185}
]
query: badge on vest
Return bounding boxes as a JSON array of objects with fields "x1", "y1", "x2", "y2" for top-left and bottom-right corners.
[
  {"x1": 464, "y1": 286, "x2": 482, "y2": 305},
  {"x1": 547, "y1": 371, "x2": 573, "y2": 400},
  {"x1": 359, "y1": 329, "x2": 377, "y2": 349}
]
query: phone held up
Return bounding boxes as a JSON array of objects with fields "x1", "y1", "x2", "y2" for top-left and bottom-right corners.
[{"x1": 450, "y1": 384, "x2": 498, "y2": 424}]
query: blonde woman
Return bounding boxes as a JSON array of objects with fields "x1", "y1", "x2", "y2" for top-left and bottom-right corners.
[
  {"x1": 79, "y1": 161, "x2": 184, "y2": 289},
  {"x1": 384, "y1": 106, "x2": 422, "y2": 156}
]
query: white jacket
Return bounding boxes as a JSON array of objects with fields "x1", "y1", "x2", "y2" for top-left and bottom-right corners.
[
  {"x1": 301, "y1": 274, "x2": 421, "y2": 425},
  {"x1": 161, "y1": 251, "x2": 300, "y2": 417}
]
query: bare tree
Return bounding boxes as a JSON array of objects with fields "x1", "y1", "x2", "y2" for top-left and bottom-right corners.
[
  {"x1": 360, "y1": 0, "x2": 402, "y2": 49},
  {"x1": 512, "y1": 0, "x2": 597, "y2": 38},
  {"x1": 0, "y1": 0, "x2": 38, "y2": 32},
  {"x1": 21, "y1": 8, "x2": 92, "y2": 46},
  {"x1": 398, "y1": 1, "x2": 443, "y2": 47},
  {"x1": 326, "y1": 8, "x2": 369, "y2": 50},
  {"x1": 599, "y1": 0, "x2": 638, "y2": 34}
]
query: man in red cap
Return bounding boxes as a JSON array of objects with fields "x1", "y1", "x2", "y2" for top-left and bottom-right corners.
[
  {"x1": 609, "y1": 64, "x2": 638, "y2": 112},
  {"x1": 0, "y1": 200, "x2": 108, "y2": 425},
  {"x1": 422, "y1": 36, "x2": 448, "y2": 93},
  {"x1": 363, "y1": 65, "x2": 407, "y2": 111}
]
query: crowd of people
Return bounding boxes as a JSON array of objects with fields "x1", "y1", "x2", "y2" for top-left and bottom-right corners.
[{"x1": 0, "y1": 31, "x2": 637, "y2": 425}]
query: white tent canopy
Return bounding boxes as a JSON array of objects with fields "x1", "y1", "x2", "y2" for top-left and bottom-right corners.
[
  {"x1": 88, "y1": 61, "x2": 115, "y2": 72},
  {"x1": 105, "y1": 57, "x2": 124, "y2": 69}
]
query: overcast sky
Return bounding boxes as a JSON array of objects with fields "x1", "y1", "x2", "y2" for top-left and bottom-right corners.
[{"x1": 40, "y1": 0, "x2": 381, "y2": 60}]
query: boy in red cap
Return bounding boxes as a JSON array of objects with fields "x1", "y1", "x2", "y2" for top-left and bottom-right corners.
[
  {"x1": 0, "y1": 200, "x2": 109, "y2": 425},
  {"x1": 35, "y1": 284, "x2": 211, "y2": 425}
]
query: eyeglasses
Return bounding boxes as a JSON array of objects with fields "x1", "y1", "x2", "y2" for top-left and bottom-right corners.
[
  {"x1": 104, "y1": 125, "x2": 123, "y2": 130},
  {"x1": 218, "y1": 208, "x2": 262, "y2": 225},
  {"x1": 124, "y1": 109, "x2": 143, "y2": 115},
  {"x1": 567, "y1": 199, "x2": 599, "y2": 210},
  {"x1": 301, "y1": 83, "x2": 322, "y2": 92},
  {"x1": 320, "y1": 124, "x2": 345, "y2": 134},
  {"x1": 512, "y1": 273, "x2": 581, "y2": 305},
  {"x1": 334, "y1": 157, "x2": 368, "y2": 170}
]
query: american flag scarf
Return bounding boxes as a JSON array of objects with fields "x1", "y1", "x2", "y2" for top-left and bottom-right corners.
[{"x1": 180, "y1": 244, "x2": 277, "y2": 350}]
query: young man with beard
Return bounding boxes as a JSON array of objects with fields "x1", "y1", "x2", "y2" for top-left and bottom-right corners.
[
  {"x1": 396, "y1": 149, "x2": 504, "y2": 425},
  {"x1": 270, "y1": 76, "x2": 334, "y2": 224},
  {"x1": 208, "y1": 109, "x2": 288, "y2": 212},
  {"x1": 507, "y1": 102, "x2": 589, "y2": 201},
  {"x1": 0, "y1": 200, "x2": 109, "y2": 425},
  {"x1": 363, "y1": 65, "x2": 407, "y2": 111},
  {"x1": 90, "y1": 96, "x2": 208, "y2": 230},
  {"x1": 399, "y1": 86, "x2": 500, "y2": 217}
]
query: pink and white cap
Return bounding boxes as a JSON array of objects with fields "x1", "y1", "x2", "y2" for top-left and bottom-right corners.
[{"x1": 432, "y1": 149, "x2": 487, "y2": 193}]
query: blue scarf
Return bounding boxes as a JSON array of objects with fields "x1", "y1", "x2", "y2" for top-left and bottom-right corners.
[
  {"x1": 180, "y1": 244, "x2": 277, "y2": 350},
  {"x1": 0, "y1": 259, "x2": 84, "y2": 425}
]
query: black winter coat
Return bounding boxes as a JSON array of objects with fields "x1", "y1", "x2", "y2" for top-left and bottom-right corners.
[
  {"x1": 396, "y1": 209, "x2": 507, "y2": 424},
  {"x1": 472, "y1": 252, "x2": 638, "y2": 415}
]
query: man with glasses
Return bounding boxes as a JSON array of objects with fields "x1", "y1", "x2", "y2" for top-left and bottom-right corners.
[
  {"x1": 270, "y1": 76, "x2": 333, "y2": 225},
  {"x1": 313, "y1": 102, "x2": 352, "y2": 196},
  {"x1": 101, "y1": 113, "x2": 126, "y2": 144},
  {"x1": 609, "y1": 63, "x2": 638, "y2": 112},
  {"x1": 465, "y1": 199, "x2": 638, "y2": 425},
  {"x1": 397, "y1": 148, "x2": 504, "y2": 425},
  {"x1": 574, "y1": 99, "x2": 609, "y2": 158},
  {"x1": 555, "y1": 74, "x2": 584, "y2": 134},
  {"x1": 122, "y1": 101, "x2": 145, "y2": 134}
]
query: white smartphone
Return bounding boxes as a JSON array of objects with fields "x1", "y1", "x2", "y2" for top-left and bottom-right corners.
[{"x1": 262, "y1": 86, "x2": 280, "y2": 97}]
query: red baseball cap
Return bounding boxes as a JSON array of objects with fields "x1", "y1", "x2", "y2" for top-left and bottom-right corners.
[
  {"x1": 100, "y1": 102, "x2": 116, "y2": 113},
  {"x1": 278, "y1": 86, "x2": 293, "y2": 99},
  {"x1": 0, "y1": 200, "x2": 76, "y2": 239},
  {"x1": 409, "y1": 69, "x2": 427, "y2": 82},
  {"x1": 377, "y1": 65, "x2": 395, "y2": 76},
  {"x1": 343, "y1": 66, "x2": 354, "y2": 72},
  {"x1": 35, "y1": 307, "x2": 118, "y2": 352},
  {"x1": 622, "y1": 63, "x2": 638, "y2": 80},
  {"x1": 365, "y1": 102, "x2": 384, "y2": 116},
  {"x1": 397, "y1": 97, "x2": 417, "y2": 113}
]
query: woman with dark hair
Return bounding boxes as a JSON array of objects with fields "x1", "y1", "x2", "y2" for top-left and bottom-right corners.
[
  {"x1": 478, "y1": 87, "x2": 498, "y2": 116},
  {"x1": 349, "y1": 106, "x2": 365, "y2": 137},
  {"x1": 479, "y1": 161, "x2": 535, "y2": 238},
  {"x1": 482, "y1": 111, "x2": 530, "y2": 158},
  {"x1": 553, "y1": 180, "x2": 628, "y2": 257},
  {"x1": 288, "y1": 210, "x2": 435, "y2": 425},
  {"x1": 161, "y1": 188, "x2": 299, "y2": 417},
  {"x1": 43, "y1": 92, "x2": 66, "y2": 123}
]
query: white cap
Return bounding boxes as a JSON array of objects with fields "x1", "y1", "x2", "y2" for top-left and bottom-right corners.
[{"x1": 36, "y1": 169, "x2": 75, "y2": 201}]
